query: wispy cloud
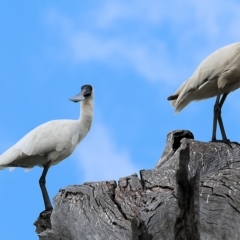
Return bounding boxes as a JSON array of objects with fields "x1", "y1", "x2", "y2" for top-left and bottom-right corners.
[
  {"x1": 75, "y1": 121, "x2": 139, "y2": 182},
  {"x1": 44, "y1": 0, "x2": 240, "y2": 83},
  {"x1": 68, "y1": 33, "x2": 174, "y2": 81}
]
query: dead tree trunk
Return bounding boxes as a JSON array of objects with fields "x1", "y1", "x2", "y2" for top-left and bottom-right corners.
[{"x1": 34, "y1": 130, "x2": 240, "y2": 240}]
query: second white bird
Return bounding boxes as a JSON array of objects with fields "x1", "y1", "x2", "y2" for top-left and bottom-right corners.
[{"x1": 168, "y1": 42, "x2": 240, "y2": 142}]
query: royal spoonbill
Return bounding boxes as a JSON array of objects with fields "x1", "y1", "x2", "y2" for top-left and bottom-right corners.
[
  {"x1": 167, "y1": 42, "x2": 240, "y2": 142},
  {"x1": 0, "y1": 84, "x2": 94, "y2": 212}
]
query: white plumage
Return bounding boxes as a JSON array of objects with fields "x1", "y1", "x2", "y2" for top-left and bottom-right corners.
[
  {"x1": 168, "y1": 42, "x2": 240, "y2": 141},
  {"x1": 0, "y1": 84, "x2": 94, "y2": 211},
  {"x1": 0, "y1": 120, "x2": 90, "y2": 169}
]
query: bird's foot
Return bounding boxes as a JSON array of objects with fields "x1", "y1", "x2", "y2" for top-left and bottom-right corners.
[
  {"x1": 210, "y1": 139, "x2": 233, "y2": 148},
  {"x1": 229, "y1": 141, "x2": 240, "y2": 146},
  {"x1": 39, "y1": 208, "x2": 53, "y2": 218},
  {"x1": 34, "y1": 208, "x2": 52, "y2": 234}
]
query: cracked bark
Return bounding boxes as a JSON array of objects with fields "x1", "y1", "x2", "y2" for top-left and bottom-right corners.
[{"x1": 34, "y1": 130, "x2": 240, "y2": 240}]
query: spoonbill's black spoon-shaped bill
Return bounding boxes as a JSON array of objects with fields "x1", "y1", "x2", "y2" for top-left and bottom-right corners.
[
  {"x1": 167, "y1": 42, "x2": 240, "y2": 142},
  {"x1": 0, "y1": 84, "x2": 94, "y2": 212}
]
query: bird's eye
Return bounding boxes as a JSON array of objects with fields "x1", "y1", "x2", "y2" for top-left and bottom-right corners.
[{"x1": 84, "y1": 91, "x2": 91, "y2": 97}]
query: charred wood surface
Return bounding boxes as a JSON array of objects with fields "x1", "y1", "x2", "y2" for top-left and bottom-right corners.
[{"x1": 34, "y1": 130, "x2": 240, "y2": 240}]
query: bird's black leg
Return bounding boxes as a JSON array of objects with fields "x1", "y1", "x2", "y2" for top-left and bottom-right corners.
[
  {"x1": 211, "y1": 92, "x2": 232, "y2": 146},
  {"x1": 211, "y1": 93, "x2": 221, "y2": 141},
  {"x1": 39, "y1": 161, "x2": 53, "y2": 212},
  {"x1": 217, "y1": 93, "x2": 228, "y2": 141}
]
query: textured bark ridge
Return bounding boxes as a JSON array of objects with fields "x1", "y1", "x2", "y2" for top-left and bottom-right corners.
[{"x1": 34, "y1": 130, "x2": 240, "y2": 240}]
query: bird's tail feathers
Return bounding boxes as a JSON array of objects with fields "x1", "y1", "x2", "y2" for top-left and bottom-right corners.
[
  {"x1": 167, "y1": 94, "x2": 178, "y2": 101},
  {"x1": 174, "y1": 93, "x2": 193, "y2": 113},
  {"x1": 168, "y1": 79, "x2": 189, "y2": 110},
  {"x1": 0, "y1": 147, "x2": 20, "y2": 167}
]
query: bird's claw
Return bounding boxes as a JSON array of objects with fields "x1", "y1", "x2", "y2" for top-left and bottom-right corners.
[
  {"x1": 229, "y1": 141, "x2": 240, "y2": 146},
  {"x1": 39, "y1": 208, "x2": 53, "y2": 218},
  {"x1": 210, "y1": 139, "x2": 233, "y2": 148}
]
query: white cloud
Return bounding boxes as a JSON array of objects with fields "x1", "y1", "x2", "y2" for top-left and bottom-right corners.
[
  {"x1": 75, "y1": 121, "x2": 139, "y2": 182},
  {"x1": 68, "y1": 32, "x2": 175, "y2": 81},
  {"x1": 44, "y1": 0, "x2": 240, "y2": 83},
  {"x1": 190, "y1": 0, "x2": 240, "y2": 41},
  {"x1": 91, "y1": 0, "x2": 168, "y2": 27}
]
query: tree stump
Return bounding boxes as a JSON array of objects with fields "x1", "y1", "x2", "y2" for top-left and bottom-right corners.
[{"x1": 34, "y1": 130, "x2": 240, "y2": 240}]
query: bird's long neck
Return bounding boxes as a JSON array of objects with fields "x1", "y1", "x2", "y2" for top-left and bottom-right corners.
[{"x1": 79, "y1": 96, "x2": 94, "y2": 133}]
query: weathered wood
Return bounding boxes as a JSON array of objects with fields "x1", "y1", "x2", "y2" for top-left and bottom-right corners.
[
  {"x1": 174, "y1": 141, "x2": 200, "y2": 240},
  {"x1": 34, "y1": 130, "x2": 240, "y2": 240}
]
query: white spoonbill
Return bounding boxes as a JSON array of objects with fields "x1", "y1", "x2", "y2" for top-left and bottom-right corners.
[
  {"x1": 167, "y1": 42, "x2": 240, "y2": 142},
  {"x1": 0, "y1": 84, "x2": 94, "y2": 211}
]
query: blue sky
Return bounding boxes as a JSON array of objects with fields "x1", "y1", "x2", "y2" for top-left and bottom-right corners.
[{"x1": 1, "y1": 0, "x2": 240, "y2": 239}]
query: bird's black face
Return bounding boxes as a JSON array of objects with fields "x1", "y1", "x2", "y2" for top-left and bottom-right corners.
[
  {"x1": 81, "y1": 84, "x2": 93, "y2": 98},
  {"x1": 69, "y1": 84, "x2": 93, "y2": 103}
]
